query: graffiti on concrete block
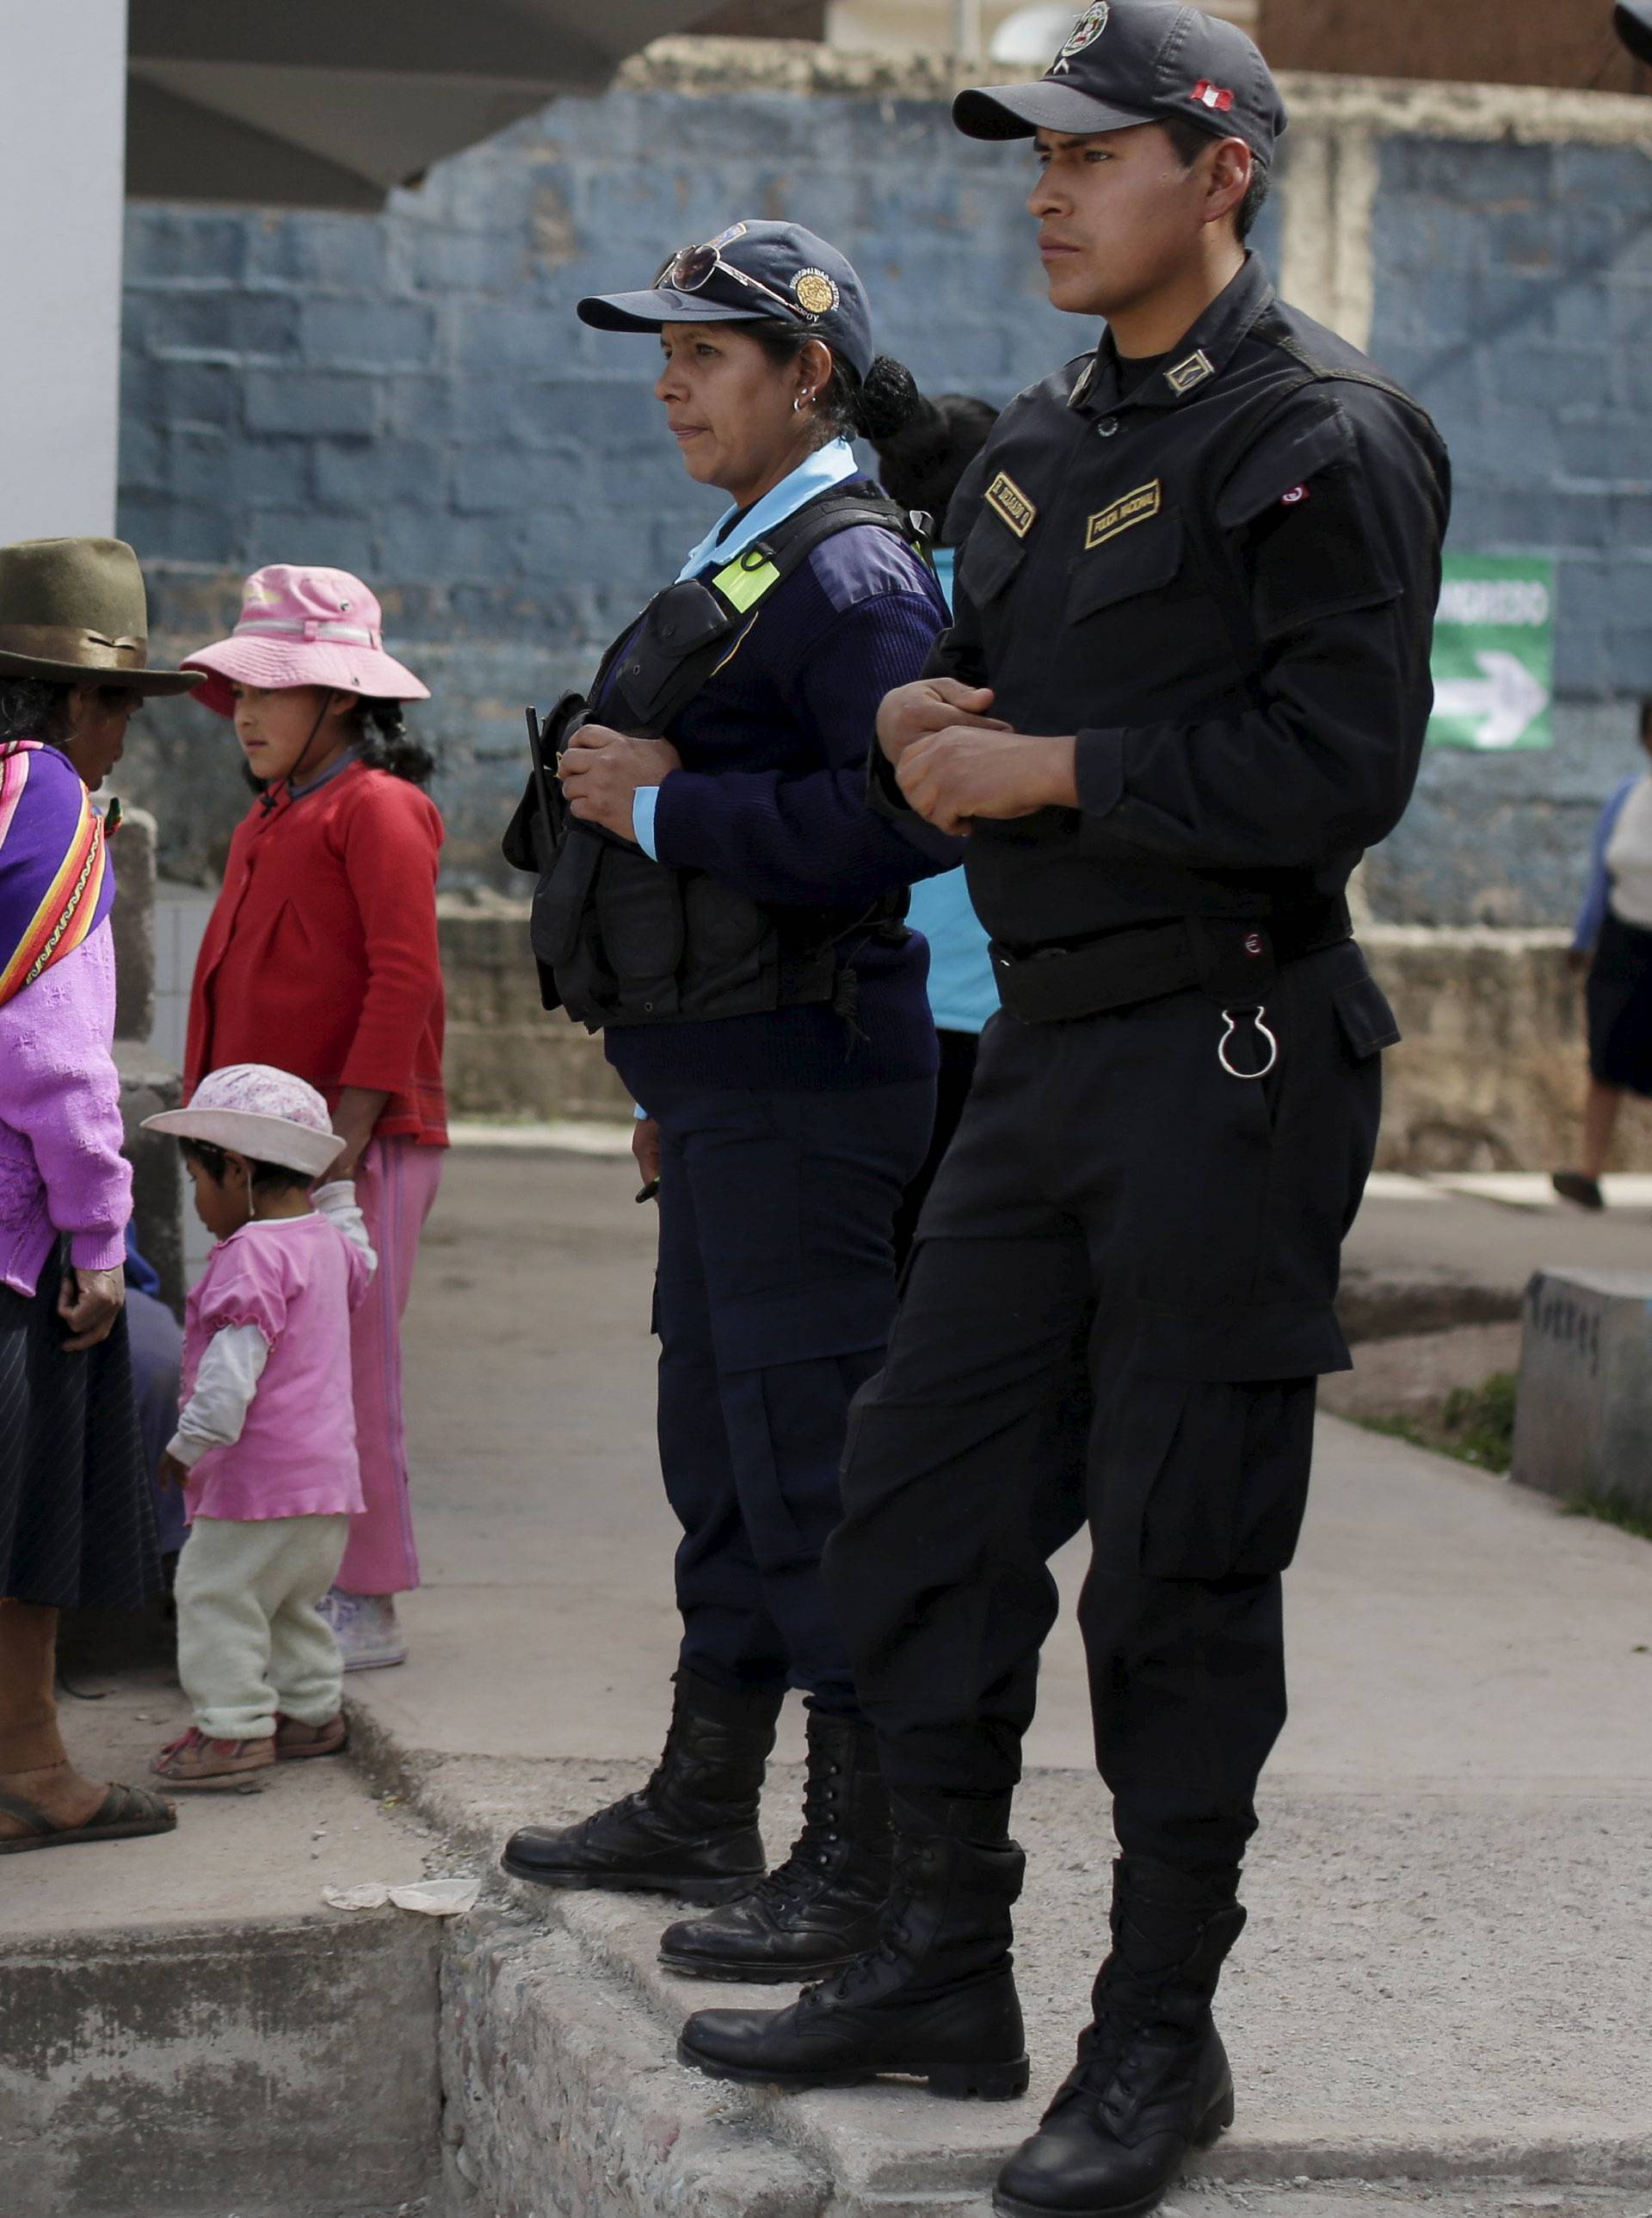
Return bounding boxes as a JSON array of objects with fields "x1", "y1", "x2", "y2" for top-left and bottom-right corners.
[{"x1": 1525, "y1": 1282, "x2": 1601, "y2": 1379}]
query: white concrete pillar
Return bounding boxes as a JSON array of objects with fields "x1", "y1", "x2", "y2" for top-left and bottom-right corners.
[
  {"x1": 1279, "y1": 123, "x2": 1379, "y2": 353},
  {"x1": 0, "y1": 0, "x2": 129, "y2": 541}
]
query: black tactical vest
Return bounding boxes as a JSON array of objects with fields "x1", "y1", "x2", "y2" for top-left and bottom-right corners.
[{"x1": 502, "y1": 486, "x2": 928, "y2": 1032}]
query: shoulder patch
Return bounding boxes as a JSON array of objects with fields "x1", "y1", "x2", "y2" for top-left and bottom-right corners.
[
  {"x1": 984, "y1": 472, "x2": 1038, "y2": 539},
  {"x1": 1086, "y1": 480, "x2": 1162, "y2": 549},
  {"x1": 1214, "y1": 405, "x2": 1353, "y2": 530},
  {"x1": 804, "y1": 523, "x2": 941, "y2": 617}
]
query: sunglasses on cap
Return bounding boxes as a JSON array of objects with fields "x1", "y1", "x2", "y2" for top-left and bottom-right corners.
[{"x1": 656, "y1": 243, "x2": 809, "y2": 324}]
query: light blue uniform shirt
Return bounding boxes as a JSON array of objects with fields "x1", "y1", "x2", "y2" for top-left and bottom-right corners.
[
  {"x1": 903, "y1": 547, "x2": 998, "y2": 1035},
  {"x1": 631, "y1": 440, "x2": 861, "y2": 862}
]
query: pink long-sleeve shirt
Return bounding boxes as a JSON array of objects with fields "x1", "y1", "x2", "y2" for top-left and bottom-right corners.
[{"x1": 0, "y1": 920, "x2": 131, "y2": 1298}]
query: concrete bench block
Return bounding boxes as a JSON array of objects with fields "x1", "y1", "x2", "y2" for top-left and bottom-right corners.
[{"x1": 1512, "y1": 1266, "x2": 1652, "y2": 1519}]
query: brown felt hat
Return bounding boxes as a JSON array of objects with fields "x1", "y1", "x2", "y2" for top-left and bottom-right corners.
[{"x1": 0, "y1": 537, "x2": 203, "y2": 696}]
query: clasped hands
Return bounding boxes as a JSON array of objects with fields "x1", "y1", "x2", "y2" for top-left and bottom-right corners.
[
  {"x1": 876, "y1": 680, "x2": 1077, "y2": 835},
  {"x1": 557, "y1": 688, "x2": 1075, "y2": 843},
  {"x1": 558, "y1": 726, "x2": 682, "y2": 844}
]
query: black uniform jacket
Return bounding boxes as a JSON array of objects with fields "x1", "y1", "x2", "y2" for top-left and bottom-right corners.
[{"x1": 877, "y1": 256, "x2": 1452, "y2": 954}]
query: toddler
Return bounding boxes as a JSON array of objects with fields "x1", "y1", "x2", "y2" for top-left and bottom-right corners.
[{"x1": 142, "y1": 1065, "x2": 376, "y2": 1788}]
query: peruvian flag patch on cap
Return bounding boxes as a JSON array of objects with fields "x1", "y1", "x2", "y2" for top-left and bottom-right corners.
[{"x1": 1193, "y1": 79, "x2": 1236, "y2": 112}]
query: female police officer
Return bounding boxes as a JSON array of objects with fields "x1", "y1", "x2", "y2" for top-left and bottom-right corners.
[{"x1": 501, "y1": 221, "x2": 955, "y2": 1985}]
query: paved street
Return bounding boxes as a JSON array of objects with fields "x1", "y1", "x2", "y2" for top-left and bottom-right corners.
[
  {"x1": 1338, "y1": 1179, "x2": 1652, "y2": 1347},
  {"x1": 16, "y1": 1144, "x2": 1652, "y2": 2213},
  {"x1": 342, "y1": 1146, "x2": 1652, "y2": 2199}
]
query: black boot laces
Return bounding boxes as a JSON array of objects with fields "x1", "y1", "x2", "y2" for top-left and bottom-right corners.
[
  {"x1": 595, "y1": 1704, "x2": 699, "y2": 1831},
  {"x1": 792, "y1": 1833, "x2": 932, "y2": 2018},
  {"x1": 744, "y1": 1753, "x2": 847, "y2": 1918},
  {"x1": 1051, "y1": 1923, "x2": 1211, "y2": 2123},
  {"x1": 1057, "y1": 1983, "x2": 1166, "y2": 2117}
]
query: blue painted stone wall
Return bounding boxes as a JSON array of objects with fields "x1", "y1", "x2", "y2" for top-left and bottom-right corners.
[
  {"x1": 115, "y1": 72, "x2": 1644, "y2": 925},
  {"x1": 117, "y1": 85, "x2": 1090, "y2": 886},
  {"x1": 1365, "y1": 133, "x2": 1652, "y2": 926}
]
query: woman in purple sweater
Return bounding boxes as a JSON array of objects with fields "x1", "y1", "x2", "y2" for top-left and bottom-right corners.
[{"x1": 0, "y1": 536, "x2": 199, "y2": 1855}]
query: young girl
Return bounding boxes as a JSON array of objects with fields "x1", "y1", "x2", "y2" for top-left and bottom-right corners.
[
  {"x1": 181, "y1": 567, "x2": 445, "y2": 1670},
  {"x1": 142, "y1": 1066, "x2": 376, "y2": 1788}
]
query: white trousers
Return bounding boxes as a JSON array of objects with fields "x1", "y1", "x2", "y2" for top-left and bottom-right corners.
[{"x1": 175, "y1": 1513, "x2": 349, "y2": 1740}]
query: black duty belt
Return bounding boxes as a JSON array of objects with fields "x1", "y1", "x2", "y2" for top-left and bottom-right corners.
[{"x1": 990, "y1": 903, "x2": 1353, "y2": 1029}]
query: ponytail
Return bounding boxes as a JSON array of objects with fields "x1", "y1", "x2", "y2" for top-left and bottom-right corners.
[{"x1": 353, "y1": 699, "x2": 436, "y2": 787}]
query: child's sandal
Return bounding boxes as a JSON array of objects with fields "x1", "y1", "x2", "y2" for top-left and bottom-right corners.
[
  {"x1": 274, "y1": 1713, "x2": 348, "y2": 1760},
  {"x1": 152, "y1": 1727, "x2": 276, "y2": 1789}
]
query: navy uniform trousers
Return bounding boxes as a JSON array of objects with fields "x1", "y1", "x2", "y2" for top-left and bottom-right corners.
[
  {"x1": 824, "y1": 944, "x2": 1396, "y2": 1871},
  {"x1": 650, "y1": 1077, "x2": 934, "y2": 1716}
]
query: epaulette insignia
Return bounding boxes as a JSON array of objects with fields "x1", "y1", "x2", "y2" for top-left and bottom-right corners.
[
  {"x1": 1165, "y1": 350, "x2": 1216, "y2": 397},
  {"x1": 984, "y1": 472, "x2": 1038, "y2": 539}
]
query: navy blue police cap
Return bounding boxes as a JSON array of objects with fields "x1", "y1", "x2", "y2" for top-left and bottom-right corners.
[
  {"x1": 577, "y1": 219, "x2": 876, "y2": 382},
  {"x1": 953, "y1": 1, "x2": 1286, "y2": 168}
]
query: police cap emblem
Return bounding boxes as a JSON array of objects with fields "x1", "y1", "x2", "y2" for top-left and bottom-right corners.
[
  {"x1": 793, "y1": 268, "x2": 840, "y2": 317},
  {"x1": 1049, "y1": 2, "x2": 1110, "y2": 75}
]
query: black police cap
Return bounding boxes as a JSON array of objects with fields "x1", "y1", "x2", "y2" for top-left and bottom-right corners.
[
  {"x1": 576, "y1": 219, "x2": 876, "y2": 382},
  {"x1": 954, "y1": 1, "x2": 1286, "y2": 169}
]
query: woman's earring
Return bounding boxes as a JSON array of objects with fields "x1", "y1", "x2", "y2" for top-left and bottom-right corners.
[{"x1": 794, "y1": 391, "x2": 811, "y2": 414}]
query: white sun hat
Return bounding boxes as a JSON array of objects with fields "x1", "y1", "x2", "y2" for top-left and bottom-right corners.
[{"x1": 143, "y1": 1063, "x2": 346, "y2": 1179}]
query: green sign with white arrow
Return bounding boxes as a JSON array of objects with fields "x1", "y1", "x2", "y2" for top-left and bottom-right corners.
[{"x1": 1427, "y1": 553, "x2": 1555, "y2": 751}]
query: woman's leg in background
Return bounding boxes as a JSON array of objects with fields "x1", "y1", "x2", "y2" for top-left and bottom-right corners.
[
  {"x1": 0, "y1": 1600, "x2": 98, "y2": 1833},
  {"x1": 336, "y1": 1136, "x2": 445, "y2": 1599},
  {"x1": 1581, "y1": 1079, "x2": 1623, "y2": 1182},
  {"x1": 1556, "y1": 1079, "x2": 1625, "y2": 1210}
]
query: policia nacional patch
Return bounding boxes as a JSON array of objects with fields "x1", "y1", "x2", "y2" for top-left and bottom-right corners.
[
  {"x1": 985, "y1": 472, "x2": 1038, "y2": 538},
  {"x1": 1086, "y1": 479, "x2": 1162, "y2": 548}
]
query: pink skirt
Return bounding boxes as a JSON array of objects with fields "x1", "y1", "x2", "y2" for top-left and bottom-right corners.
[{"x1": 336, "y1": 1136, "x2": 444, "y2": 1596}]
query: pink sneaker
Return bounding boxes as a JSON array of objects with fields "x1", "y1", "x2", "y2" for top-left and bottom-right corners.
[{"x1": 318, "y1": 1588, "x2": 407, "y2": 1672}]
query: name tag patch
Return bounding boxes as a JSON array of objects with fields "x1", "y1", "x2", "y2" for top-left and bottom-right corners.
[
  {"x1": 1086, "y1": 479, "x2": 1162, "y2": 549},
  {"x1": 984, "y1": 471, "x2": 1038, "y2": 539},
  {"x1": 1165, "y1": 349, "x2": 1216, "y2": 397}
]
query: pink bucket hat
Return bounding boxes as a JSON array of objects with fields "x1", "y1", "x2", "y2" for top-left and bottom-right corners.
[
  {"x1": 143, "y1": 1063, "x2": 346, "y2": 1179},
  {"x1": 182, "y1": 565, "x2": 430, "y2": 718}
]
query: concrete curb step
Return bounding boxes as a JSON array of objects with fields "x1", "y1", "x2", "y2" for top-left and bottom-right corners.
[
  {"x1": 342, "y1": 1704, "x2": 1652, "y2": 2218},
  {"x1": 0, "y1": 1910, "x2": 441, "y2": 2218}
]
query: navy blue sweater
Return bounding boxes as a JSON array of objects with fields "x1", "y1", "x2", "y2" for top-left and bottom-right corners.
[{"x1": 600, "y1": 516, "x2": 953, "y2": 1099}]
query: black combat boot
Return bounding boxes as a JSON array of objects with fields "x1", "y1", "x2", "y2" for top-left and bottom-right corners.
[
  {"x1": 659, "y1": 1708, "x2": 892, "y2": 1981},
  {"x1": 993, "y1": 1858, "x2": 1247, "y2": 2218},
  {"x1": 501, "y1": 1669, "x2": 782, "y2": 1904},
  {"x1": 676, "y1": 1790, "x2": 1030, "y2": 2098}
]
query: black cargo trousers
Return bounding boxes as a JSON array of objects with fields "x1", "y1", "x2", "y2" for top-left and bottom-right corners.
[{"x1": 823, "y1": 939, "x2": 1397, "y2": 1874}]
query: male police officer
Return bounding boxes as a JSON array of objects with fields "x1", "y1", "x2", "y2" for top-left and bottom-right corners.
[{"x1": 676, "y1": 7, "x2": 1451, "y2": 2214}]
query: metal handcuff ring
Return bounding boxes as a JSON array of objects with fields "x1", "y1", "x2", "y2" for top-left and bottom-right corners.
[{"x1": 1217, "y1": 1005, "x2": 1279, "y2": 1081}]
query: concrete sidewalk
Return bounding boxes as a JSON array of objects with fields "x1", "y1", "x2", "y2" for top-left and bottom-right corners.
[
  {"x1": 341, "y1": 1149, "x2": 1652, "y2": 2214},
  {"x1": 1341, "y1": 1177, "x2": 1652, "y2": 1340}
]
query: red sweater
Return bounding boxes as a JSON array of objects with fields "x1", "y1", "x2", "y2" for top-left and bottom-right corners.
[{"x1": 185, "y1": 761, "x2": 447, "y2": 1146}]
